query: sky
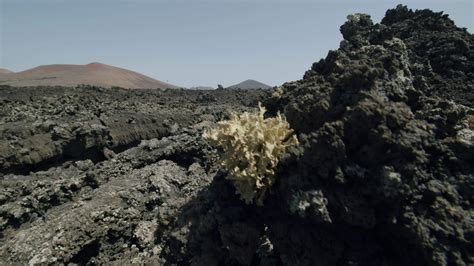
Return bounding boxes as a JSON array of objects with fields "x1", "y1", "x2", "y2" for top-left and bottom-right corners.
[{"x1": 0, "y1": 0, "x2": 472, "y2": 88}]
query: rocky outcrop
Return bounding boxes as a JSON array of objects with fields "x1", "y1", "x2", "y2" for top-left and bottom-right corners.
[{"x1": 262, "y1": 5, "x2": 473, "y2": 265}]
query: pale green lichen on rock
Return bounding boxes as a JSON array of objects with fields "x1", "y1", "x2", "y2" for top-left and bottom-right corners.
[{"x1": 203, "y1": 103, "x2": 298, "y2": 205}]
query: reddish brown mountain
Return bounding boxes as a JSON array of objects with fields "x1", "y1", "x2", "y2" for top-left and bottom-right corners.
[
  {"x1": 0, "y1": 68, "x2": 13, "y2": 74},
  {"x1": 0, "y1": 62, "x2": 179, "y2": 89}
]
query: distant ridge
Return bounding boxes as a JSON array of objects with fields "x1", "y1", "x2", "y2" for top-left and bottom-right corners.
[
  {"x1": 227, "y1": 79, "x2": 271, "y2": 89},
  {"x1": 0, "y1": 68, "x2": 13, "y2": 74},
  {"x1": 0, "y1": 62, "x2": 179, "y2": 89},
  {"x1": 189, "y1": 86, "x2": 215, "y2": 90}
]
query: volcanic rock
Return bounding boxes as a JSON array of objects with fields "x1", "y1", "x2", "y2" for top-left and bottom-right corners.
[
  {"x1": 0, "y1": 5, "x2": 472, "y2": 266},
  {"x1": 263, "y1": 5, "x2": 473, "y2": 265}
]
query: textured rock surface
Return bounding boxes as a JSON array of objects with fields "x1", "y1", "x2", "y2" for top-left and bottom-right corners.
[
  {"x1": 0, "y1": 86, "x2": 270, "y2": 264},
  {"x1": 1, "y1": 5, "x2": 473, "y2": 266},
  {"x1": 263, "y1": 5, "x2": 473, "y2": 266},
  {"x1": 0, "y1": 86, "x2": 269, "y2": 175},
  {"x1": 1, "y1": 134, "x2": 215, "y2": 264}
]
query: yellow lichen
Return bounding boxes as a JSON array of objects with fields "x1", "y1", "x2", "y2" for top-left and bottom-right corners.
[
  {"x1": 203, "y1": 103, "x2": 298, "y2": 205},
  {"x1": 271, "y1": 86, "x2": 284, "y2": 98},
  {"x1": 468, "y1": 115, "x2": 474, "y2": 129}
]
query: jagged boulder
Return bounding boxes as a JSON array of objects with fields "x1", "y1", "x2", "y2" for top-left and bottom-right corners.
[{"x1": 263, "y1": 5, "x2": 473, "y2": 266}]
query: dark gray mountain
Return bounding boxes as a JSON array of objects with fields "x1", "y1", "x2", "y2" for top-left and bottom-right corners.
[{"x1": 227, "y1": 79, "x2": 271, "y2": 89}]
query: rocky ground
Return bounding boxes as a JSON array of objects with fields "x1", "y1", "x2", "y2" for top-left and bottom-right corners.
[
  {"x1": 1, "y1": 5, "x2": 473, "y2": 266},
  {"x1": 0, "y1": 86, "x2": 269, "y2": 264},
  {"x1": 0, "y1": 86, "x2": 267, "y2": 176}
]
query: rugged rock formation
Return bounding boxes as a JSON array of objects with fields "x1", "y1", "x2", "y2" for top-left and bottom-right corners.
[
  {"x1": 0, "y1": 85, "x2": 270, "y2": 264},
  {"x1": 0, "y1": 133, "x2": 215, "y2": 264},
  {"x1": 166, "y1": 5, "x2": 473, "y2": 265},
  {"x1": 0, "y1": 86, "x2": 269, "y2": 176},
  {"x1": 1, "y1": 5, "x2": 472, "y2": 265},
  {"x1": 263, "y1": 5, "x2": 473, "y2": 265}
]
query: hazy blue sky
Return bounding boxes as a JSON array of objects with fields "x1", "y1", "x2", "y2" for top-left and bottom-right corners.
[{"x1": 1, "y1": 0, "x2": 472, "y2": 87}]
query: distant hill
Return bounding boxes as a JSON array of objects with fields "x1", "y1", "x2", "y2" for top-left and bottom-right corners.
[
  {"x1": 0, "y1": 68, "x2": 13, "y2": 74},
  {"x1": 0, "y1": 62, "x2": 179, "y2": 89},
  {"x1": 227, "y1": 79, "x2": 271, "y2": 89},
  {"x1": 189, "y1": 86, "x2": 215, "y2": 90}
]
